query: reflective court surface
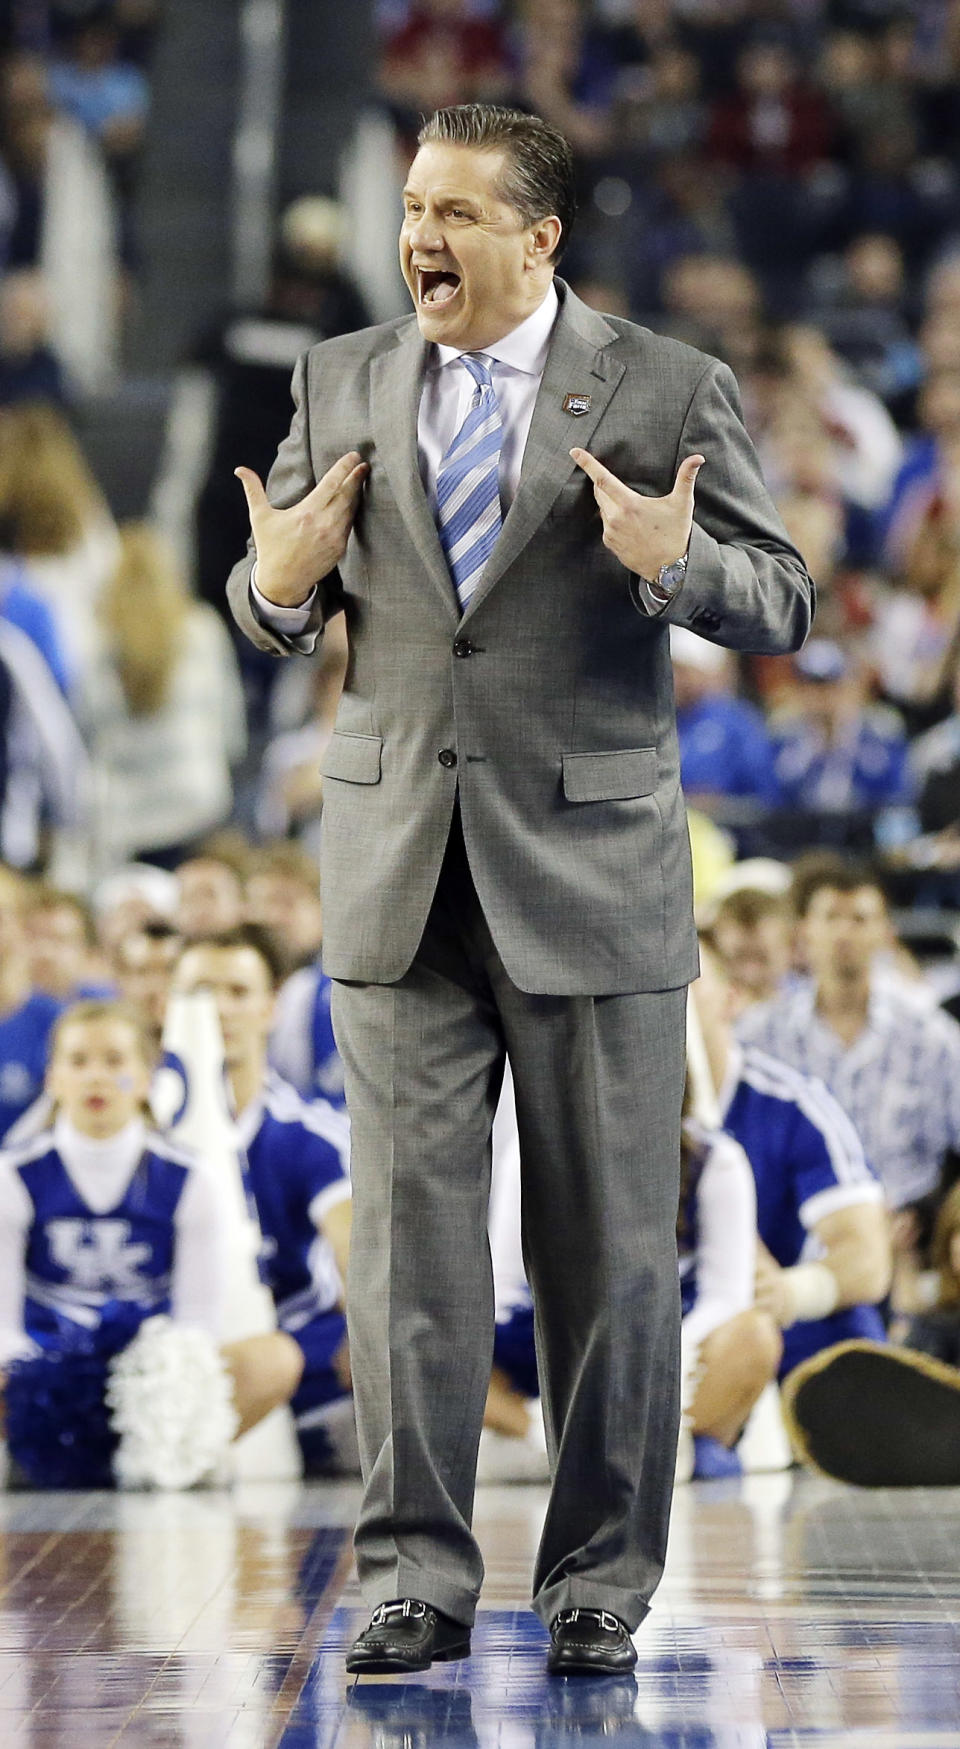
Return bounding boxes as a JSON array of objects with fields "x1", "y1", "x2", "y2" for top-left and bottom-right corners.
[{"x1": 2, "y1": 1472, "x2": 960, "y2": 1745}]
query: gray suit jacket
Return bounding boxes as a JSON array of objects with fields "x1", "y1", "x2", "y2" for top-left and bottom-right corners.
[{"x1": 227, "y1": 281, "x2": 813, "y2": 995}]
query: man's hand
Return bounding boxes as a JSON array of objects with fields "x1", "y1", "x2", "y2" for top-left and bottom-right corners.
[
  {"x1": 235, "y1": 450, "x2": 368, "y2": 607},
  {"x1": 570, "y1": 448, "x2": 704, "y2": 582}
]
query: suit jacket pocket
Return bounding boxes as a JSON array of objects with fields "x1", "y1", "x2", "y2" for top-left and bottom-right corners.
[
  {"x1": 322, "y1": 731, "x2": 383, "y2": 784},
  {"x1": 562, "y1": 747, "x2": 657, "y2": 803}
]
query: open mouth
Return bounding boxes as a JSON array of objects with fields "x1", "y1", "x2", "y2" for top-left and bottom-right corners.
[{"x1": 418, "y1": 268, "x2": 461, "y2": 307}]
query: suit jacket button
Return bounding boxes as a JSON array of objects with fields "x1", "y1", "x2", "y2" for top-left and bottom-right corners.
[
  {"x1": 438, "y1": 748, "x2": 457, "y2": 768},
  {"x1": 453, "y1": 638, "x2": 473, "y2": 658}
]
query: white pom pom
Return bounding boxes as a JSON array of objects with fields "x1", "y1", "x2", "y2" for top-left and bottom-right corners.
[{"x1": 107, "y1": 1316, "x2": 239, "y2": 1490}]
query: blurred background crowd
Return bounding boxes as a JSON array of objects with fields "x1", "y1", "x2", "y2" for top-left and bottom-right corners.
[{"x1": 4, "y1": 0, "x2": 960, "y2": 1485}]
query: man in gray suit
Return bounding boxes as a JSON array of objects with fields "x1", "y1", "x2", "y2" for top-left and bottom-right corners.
[{"x1": 229, "y1": 104, "x2": 812, "y2": 1676}]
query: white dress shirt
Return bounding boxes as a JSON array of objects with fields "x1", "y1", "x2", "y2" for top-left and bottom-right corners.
[
  {"x1": 253, "y1": 284, "x2": 560, "y2": 636},
  {"x1": 418, "y1": 280, "x2": 558, "y2": 513}
]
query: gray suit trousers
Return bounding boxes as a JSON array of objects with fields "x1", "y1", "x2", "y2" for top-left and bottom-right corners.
[{"x1": 331, "y1": 808, "x2": 687, "y2": 1630}]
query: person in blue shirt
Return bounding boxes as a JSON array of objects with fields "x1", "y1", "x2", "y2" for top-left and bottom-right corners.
[
  {"x1": 0, "y1": 866, "x2": 62, "y2": 1142},
  {"x1": 48, "y1": 16, "x2": 149, "y2": 183},
  {"x1": 695, "y1": 934, "x2": 892, "y2": 1377},
  {"x1": 173, "y1": 925, "x2": 355, "y2": 1473},
  {"x1": 671, "y1": 625, "x2": 780, "y2": 809},
  {"x1": 770, "y1": 638, "x2": 912, "y2": 815}
]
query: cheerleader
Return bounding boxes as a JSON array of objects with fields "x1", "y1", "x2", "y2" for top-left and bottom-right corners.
[{"x1": 0, "y1": 999, "x2": 298, "y2": 1487}]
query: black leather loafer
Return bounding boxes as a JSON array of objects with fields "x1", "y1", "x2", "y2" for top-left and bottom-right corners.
[
  {"x1": 547, "y1": 1607, "x2": 638, "y2": 1676},
  {"x1": 345, "y1": 1598, "x2": 472, "y2": 1674}
]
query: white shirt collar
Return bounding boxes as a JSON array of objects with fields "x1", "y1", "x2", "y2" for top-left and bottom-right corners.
[
  {"x1": 53, "y1": 1114, "x2": 148, "y2": 1213},
  {"x1": 54, "y1": 1114, "x2": 147, "y2": 1172},
  {"x1": 433, "y1": 281, "x2": 559, "y2": 378}
]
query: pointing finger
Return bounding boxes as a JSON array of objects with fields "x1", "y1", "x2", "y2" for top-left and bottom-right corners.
[
  {"x1": 569, "y1": 447, "x2": 633, "y2": 506},
  {"x1": 310, "y1": 450, "x2": 368, "y2": 509}
]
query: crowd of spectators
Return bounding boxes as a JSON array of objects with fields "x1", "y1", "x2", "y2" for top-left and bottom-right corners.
[
  {"x1": 7, "y1": 0, "x2": 960, "y2": 1488},
  {"x1": 370, "y1": 0, "x2": 960, "y2": 903},
  {"x1": 0, "y1": 0, "x2": 159, "y2": 393}
]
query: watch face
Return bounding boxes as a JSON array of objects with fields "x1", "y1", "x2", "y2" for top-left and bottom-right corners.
[{"x1": 659, "y1": 558, "x2": 687, "y2": 590}]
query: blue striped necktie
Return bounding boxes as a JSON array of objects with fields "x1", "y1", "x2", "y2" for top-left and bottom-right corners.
[{"x1": 436, "y1": 352, "x2": 503, "y2": 614}]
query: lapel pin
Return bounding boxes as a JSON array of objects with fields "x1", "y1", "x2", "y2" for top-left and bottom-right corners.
[{"x1": 562, "y1": 393, "x2": 592, "y2": 417}]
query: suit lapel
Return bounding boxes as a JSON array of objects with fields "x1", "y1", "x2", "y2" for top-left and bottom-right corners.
[
  {"x1": 370, "y1": 324, "x2": 459, "y2": 622},
  {"x1": 368, "y1": 289, "x2": 625, "y2": 624},
  {"x1": 461, "y1": 287, "x2": 625, "y2": 621}
]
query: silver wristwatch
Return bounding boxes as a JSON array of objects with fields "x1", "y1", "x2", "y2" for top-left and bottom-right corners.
[{"x1": 643, "y1": 552, "x2": 688, "y2": 605}]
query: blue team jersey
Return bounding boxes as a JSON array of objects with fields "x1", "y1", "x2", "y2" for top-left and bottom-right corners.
[
  {"x1": 771, "y1": 710, "x2": 911, "y2": 812},
  {"x1": 677, "y1": 695, "x2": 780, "y2": 802},
  {"x1": 268, "y1": 963, "x2": 345, "y2": 1109},
  {"x1": 723, "y1": 1044, "x2": 886, "y2": 1373},
  {"x1": 10, "y1": 1128, "x2": 194, "y2": 1351},
  {"x1": 239, "y1": 1071, "x2": 351, "y2": 1465},
  {"x1": 239, "y1": 1070, "x2": 350, "y2": 1334},
  {"x1": 723, "y1": 1044, "x2": 881, "y2": 1267},
  {"x1": 0, "y1": 993, "x2": 62, "y2": 1141}
]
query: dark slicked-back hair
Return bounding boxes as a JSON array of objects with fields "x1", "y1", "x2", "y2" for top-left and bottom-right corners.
[
  {"x1": 178, "y1": 922, "x2": 286, "y2": 991},
  {"x1": 417, "y1": 105, "x2": 576, "y2": 263}
]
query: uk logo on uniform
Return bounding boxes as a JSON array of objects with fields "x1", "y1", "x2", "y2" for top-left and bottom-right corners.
[{"x1": 47, "y1": 1219, "x2": 153, "y2": 1294}]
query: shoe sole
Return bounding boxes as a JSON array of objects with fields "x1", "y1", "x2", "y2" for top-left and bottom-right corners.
[
  {"x1": 782, "y1": 1340, "x2": 960, "y2": 1487},
  {"x1": 345, "y1": 1639, "x2": 471, "y2": 1675},
  {"x1": 547, "y1": 1654, "x2": 638, "y2": 1677}
]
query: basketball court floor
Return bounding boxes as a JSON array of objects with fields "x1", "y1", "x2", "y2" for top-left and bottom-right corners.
[{"x1": 2, "y1": 1471, "x2": 960, "y2": 1746}]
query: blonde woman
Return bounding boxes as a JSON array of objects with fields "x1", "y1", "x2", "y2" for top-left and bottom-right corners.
[
  {"x1": 0, "y1": 401, "x2": 119, "y2": 682},
  {"x1": 77, "y1": 523, "x2": 247, "y2": 874}
]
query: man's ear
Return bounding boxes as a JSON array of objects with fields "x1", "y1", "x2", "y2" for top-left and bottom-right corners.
[{"x1": 528, "y1": 216, "x2": 562, "y2": 264}]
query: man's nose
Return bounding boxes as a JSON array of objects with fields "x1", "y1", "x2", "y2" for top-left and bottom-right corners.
[{"x1": 408, "y1": 213, "x2": 444, "y2": 251}]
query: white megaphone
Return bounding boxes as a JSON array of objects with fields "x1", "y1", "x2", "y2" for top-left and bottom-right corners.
[{"x1": 158, "y1": 989, "x2": 302, "y2": 1480}]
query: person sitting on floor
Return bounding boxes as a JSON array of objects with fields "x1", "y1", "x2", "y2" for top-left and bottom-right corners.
[
  {"x1": 785, "y1": 1183, "x2": 960, "y2": 1488},
  {"x1": 696, "y1": 934, "x2": 892, "y2": 1378},
  {"x1": 674, "y1": 1080, "x2": 782, "y2": 1480}
]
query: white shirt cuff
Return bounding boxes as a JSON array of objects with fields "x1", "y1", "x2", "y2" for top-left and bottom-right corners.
[
  {"x1": 631, "y1": 569, "x2": 682, "y2": 617},
  {"x1": 250, "y1": 563, "x2": 317, "y2": 634}
]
